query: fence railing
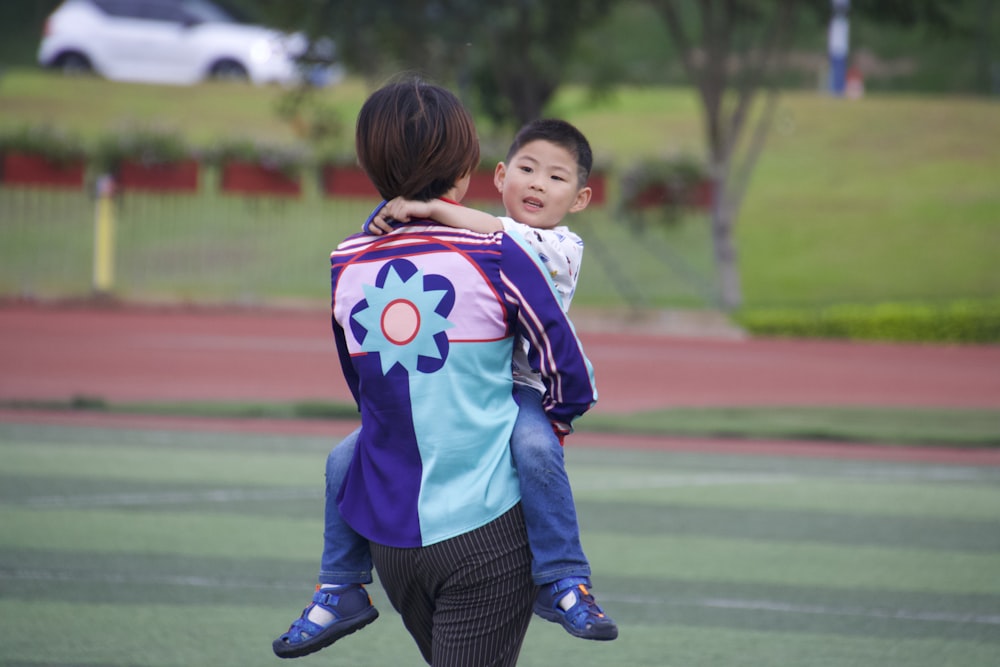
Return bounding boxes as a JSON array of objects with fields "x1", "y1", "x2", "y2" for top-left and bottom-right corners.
[{"x1": 0, "y1": 165, "x2": 719, "y2": 310}]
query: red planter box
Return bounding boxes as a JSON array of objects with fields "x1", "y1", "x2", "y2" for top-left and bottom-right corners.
[
  {"x1": 117, "y1": 159, "x2": 199, "y2": 192},
  {"x1": 686, "y1": 180, "x2": 713, "y2": 209},
  {"x1": 463, "y1": 170, "x2": 500, "y2": 203},
  {"x1": 1, "y1": 151, "x2": 85, "y2": 188},
  {"x1": 221, "y1": 161, "x2": 301, "y2": 197},
  {"x1": 588, "y1": 172, "x2": 606, "y2": 206},
  {"x1": 320, "y1": 165, "x2": 377, "y2": 199},
  {"x1": 628, "y1": 180, "x2": 713, "y2": 211}
]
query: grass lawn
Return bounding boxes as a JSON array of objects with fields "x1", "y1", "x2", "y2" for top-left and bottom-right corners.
[
  {"x1": 1, "y1": 420, "x2": 998, "y2": 666},
  {"x1": 1, "y1": 69, "x2": 998, "y2": 311}
]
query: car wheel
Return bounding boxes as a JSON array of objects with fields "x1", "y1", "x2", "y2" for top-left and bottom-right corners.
[
  {"x1": 209, "y1": 60, "x2": 249, "y2": 82},
  {"x1": 55, "y1": 52, "x2": 93, "y2": 76}
]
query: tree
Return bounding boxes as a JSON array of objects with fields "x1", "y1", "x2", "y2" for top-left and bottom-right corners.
[
  {"x1": 285, "y1": 0, "x2": 612, "y2": 128},
  {"x1": 457, "y1": 0, "x2": 614, "y2": 127},
  {"x1": 645, "y1": 0, "x2": 983, "y2": 310},
  {"x1": 644, "y1": 0, "x2": 809, "y2": 310}
]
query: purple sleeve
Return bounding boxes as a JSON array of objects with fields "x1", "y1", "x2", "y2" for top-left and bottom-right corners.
[
  {"x1": 330, "y1": 259, "x2": 361, "y2": 409},
  {"x1": 499, "y1": 234, "x2": 597, "y2": 430}
]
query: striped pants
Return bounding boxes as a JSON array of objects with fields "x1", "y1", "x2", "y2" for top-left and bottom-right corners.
[{"x1": 370, "y1": 505, "x2": 537, "y2": 666}]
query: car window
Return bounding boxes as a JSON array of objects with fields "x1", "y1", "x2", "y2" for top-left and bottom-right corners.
[
  {"x1": 141, "y1": 2, "x2": 190, "y2": 22},
  {"x1": 90, "y1": 0, "x2": 135, "y2": 17},
  {"x1": 180, "y1": 0, "x2": 238, "y2": 23},
  {"x1": 91, "y1": 0, "x2": 187, "y2": 23}
]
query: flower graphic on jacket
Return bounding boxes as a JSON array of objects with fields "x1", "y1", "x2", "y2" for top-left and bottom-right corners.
[{"x1": 350, "y1": 259, "x2": 455, "y2": 375}]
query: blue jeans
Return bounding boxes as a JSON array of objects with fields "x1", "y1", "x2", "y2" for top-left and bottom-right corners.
[{"x1": 318, "y1": 387, "x2": 591, "y2": 586}]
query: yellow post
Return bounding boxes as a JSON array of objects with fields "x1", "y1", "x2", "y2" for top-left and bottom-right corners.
[{"x1": 93, "y1": 174, "x2": 116, "y2": 294}]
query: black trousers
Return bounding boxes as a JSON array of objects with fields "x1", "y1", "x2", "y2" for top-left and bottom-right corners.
[{"x1": 370, "y1": 504, "x2": 537, "y2": 666}]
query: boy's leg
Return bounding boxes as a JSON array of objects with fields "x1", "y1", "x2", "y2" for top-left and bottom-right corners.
[
  {"x1": 319, "y1": 428, "x2": 374, "y2": 584},
  {"x1": 511, "y1": 388, "x2": 589, "y2": 583},
  {"x1": 273, "y1": 429, "x2": 379, "y2": 658},
  {"x1": 512, "y1": 387, "x2": 618, "y2": 641}
]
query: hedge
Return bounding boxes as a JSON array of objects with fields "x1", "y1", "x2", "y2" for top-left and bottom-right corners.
[{"x1": 735, "y1": 300, "x2": 1000, "y2": 344}]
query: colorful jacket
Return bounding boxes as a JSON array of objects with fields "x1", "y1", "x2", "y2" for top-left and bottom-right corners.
[{"x1": 330, "y1": 222, "x2": 597, "y2": 547}]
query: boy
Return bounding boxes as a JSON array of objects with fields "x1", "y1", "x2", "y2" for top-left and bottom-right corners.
[{"x1": 273, "y1": 119, "x2": 616, "y2": 660}]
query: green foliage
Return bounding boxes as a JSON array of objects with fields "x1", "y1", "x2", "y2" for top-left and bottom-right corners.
[
  {"x1": 93, "y1": 125, "x2": 194, "y2": 172},
  {"x1": 736, "y1": 300, "x2": 1000, "y2": 343},
  {"x1": 272, "y1": 85, "x2": 346, "y2": 154},
  {"x1": 618, "y1": 153, "x2": 710, "y2": 216},
  {"x1": 0, "y1": 124, "x2": 87, "y2": 165},
  {"x1": 302, "y1": 0, "x2": 615, "y2": 127},
  {"x1": 202, "y1": 137, "x2": 311, "y2": 175}
]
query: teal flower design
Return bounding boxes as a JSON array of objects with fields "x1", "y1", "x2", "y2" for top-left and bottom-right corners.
[{"x1": 351, "y1": 260, "x2": 454, "y2": 375}]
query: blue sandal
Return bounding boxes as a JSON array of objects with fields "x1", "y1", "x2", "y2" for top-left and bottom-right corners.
[
  {"x1": 273, "y1": 584, "x2": 379, "y2": 658},
  {"x1": 534, "y1": 577, "x2": 618, "y2": 641}
]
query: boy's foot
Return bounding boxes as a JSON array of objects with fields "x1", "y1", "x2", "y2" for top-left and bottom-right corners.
[
  {"x1": 533, "y1": 577, "x2": 618, "y2": 641},
  {"x1": 272, "y1": 584, "x2": 379, "y2": 658}
]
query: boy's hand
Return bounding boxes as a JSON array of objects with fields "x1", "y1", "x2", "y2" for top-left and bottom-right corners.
[
  {"x1": 383, "y1": 197, "x2": 437, "y2": 224},
  {"x1": 364, "y1": 197, "x2": 438, "y2": 236},
  {"x1": 551, "y1": 421, "x2": 570, "y2": 447},
  {"x1": 366, "y1": 210, "x2": 395, "y2": 235}
]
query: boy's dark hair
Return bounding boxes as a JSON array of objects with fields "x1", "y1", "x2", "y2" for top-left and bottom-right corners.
[
  {"x1": 505, "y1": 119, "x2": 593, "y2": 188},
  {"x1": 356, "y1": 77, "x2": 480, "y2": 201}
]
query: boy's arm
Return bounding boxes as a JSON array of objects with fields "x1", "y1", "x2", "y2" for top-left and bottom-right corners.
[{"x1": 380, "y1": 197, "x2": 504, "y2": 234}]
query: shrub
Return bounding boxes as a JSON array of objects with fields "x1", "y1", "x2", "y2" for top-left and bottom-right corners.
[
  {"x1": 618, "y1": 153, "x2": 710, "y2": 216},
  {"x1": 0, "y1": 124, "x2": 88, "y2": 166},
  {"x1": 94, "y1": 125, "x2": 194, "y2": 173},
  {"x1": 736, "y1": 300, "x2": 1000, "y2": 344},
  {"x1": 204, "y1": 138, "x2": 312, "y2": 177}
]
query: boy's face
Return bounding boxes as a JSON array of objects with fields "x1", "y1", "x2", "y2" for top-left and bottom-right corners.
[{"x1": 495, "y1": 140, "x2": 592, "y2": 229}]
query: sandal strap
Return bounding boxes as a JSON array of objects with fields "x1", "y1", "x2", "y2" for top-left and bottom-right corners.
[
  {"x1": 545, "y1": 576, "x2": 590, "y2": 597},
  {"x1": 280, "y1": 587, "x2": 349, "y2": 641},
  {"x1": 311, "y1": 587, "x2": 350, "y2": 615},
  {"x1": 283, "y1": 615, "x2": 324, "y2": 640}
]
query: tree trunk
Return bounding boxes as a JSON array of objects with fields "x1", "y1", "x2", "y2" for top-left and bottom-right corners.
[
  {"x1": 649, "y1": 0, "x2": 800, "y2": 312},
  {"x1": 709, "y1": 172, "x2": 742, "y2": 310}
]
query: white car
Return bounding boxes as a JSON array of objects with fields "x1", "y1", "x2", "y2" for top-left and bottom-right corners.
[{"x1": 38, "y1": 0, "x2": 325, "y2": 86}]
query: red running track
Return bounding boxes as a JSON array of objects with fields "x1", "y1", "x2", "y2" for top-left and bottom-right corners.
[{"x1": 2, "y1": 302, "x2": 998, "y2": 413}]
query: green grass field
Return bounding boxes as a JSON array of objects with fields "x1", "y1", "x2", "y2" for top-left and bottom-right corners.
[
  {"x1": 2, "y1": 69, "x2": 998, "y2": 311},
  {"x1": 2, "y1": 419, "x2": 999, "y2": 666}
]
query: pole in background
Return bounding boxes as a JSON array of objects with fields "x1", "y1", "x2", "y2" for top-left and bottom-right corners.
[
  {"x1": 828, "y1": 0, "x2": 850, "y2": 96},
  {"x1": 93, "y1": 173, "x2": 117, "y2": 295}
]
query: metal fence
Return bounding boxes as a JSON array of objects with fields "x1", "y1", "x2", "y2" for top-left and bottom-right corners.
[{"x1": 0, "y1": 169, "x2": 720, "y2": 310}]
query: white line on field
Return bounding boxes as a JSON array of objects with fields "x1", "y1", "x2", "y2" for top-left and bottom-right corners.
[
  {"x1": 19, "y1": 466, "x2": 988, "y2": 508},
  {"x1": 3, "y1": 568, "x2": 997, "y2": 626},
  {"x1": 603, "y1": 593, "x2": 1000, "y2": 626},
  {"x1": 0, "y1": 568, "x2": 293, "y2": 589},
  {"x1": 572, "y1": 472, "x2": 801, "y2": 491},
  {"x1": 571, "y1": 466, "x2": 994, "y2": 492},
  {"x1": 14, "y1": 474, "x2": 799, "y2": 508},
  {"x1": 21, "y1": 487, "x2": 320, "y2": 508}
]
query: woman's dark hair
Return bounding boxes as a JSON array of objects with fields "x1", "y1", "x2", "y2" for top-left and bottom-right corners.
[{"x1": 355, "y1": 77, "x2": 480, "y2": 201}]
